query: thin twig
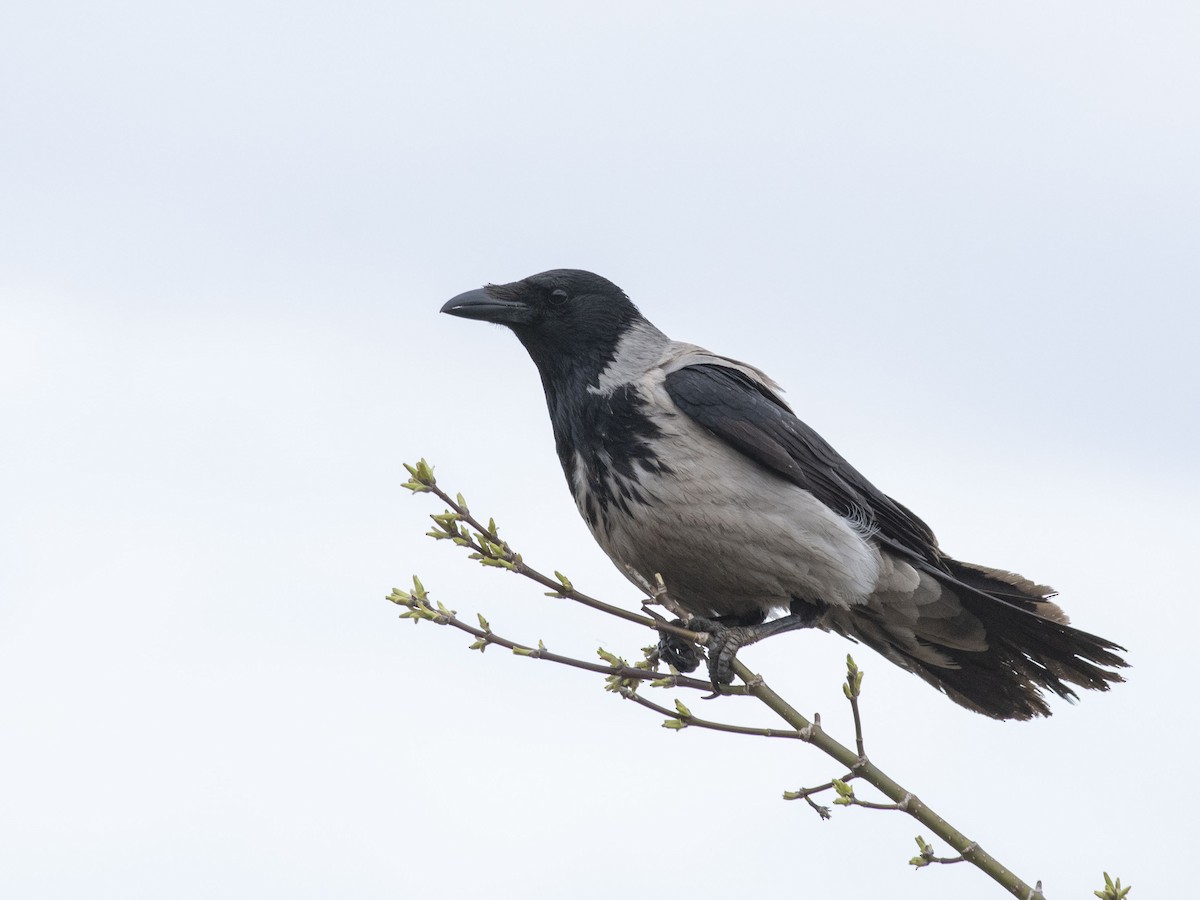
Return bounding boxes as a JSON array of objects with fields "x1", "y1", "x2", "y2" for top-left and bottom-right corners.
[
  {"x1": 849, "y1": 684, "x2": 865, "y2": 761},
  {"x1": 620, "y1": 692, "x2": 802, "y2": 739},
  {"x1": 424, "y1": 481, "x2": 698, "y2": 640},
  {"x1": 390, "y1": 591, "x2": 726, "y2": 694}
]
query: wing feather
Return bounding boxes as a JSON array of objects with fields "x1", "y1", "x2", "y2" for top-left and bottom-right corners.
[{"x1": 663, "y1": 363, "x2": 944, "y2": 566}]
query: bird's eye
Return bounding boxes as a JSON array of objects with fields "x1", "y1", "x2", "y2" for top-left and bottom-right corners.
[{"x1": 548, "y1": 288, "x2": 569, "y2": 307}]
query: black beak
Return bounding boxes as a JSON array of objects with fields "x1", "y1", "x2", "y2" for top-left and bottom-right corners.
[{"x1": 440, "y1": 288, "x2": 531, "y2": 325}]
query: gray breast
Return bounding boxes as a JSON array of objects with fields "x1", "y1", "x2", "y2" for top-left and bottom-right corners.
[{"x1": 575, "y1": 377, "x2": 883, "y2": 617}]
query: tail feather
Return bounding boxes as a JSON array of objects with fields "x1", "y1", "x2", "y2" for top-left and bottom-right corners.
[{"x1": 827, "y1": 555, "x2": 1128, "y2": 720}]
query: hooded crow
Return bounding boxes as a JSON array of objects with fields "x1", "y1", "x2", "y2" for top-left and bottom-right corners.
[{"x1": 441, "y1": 269, "x2": 1127, "y2": 720}]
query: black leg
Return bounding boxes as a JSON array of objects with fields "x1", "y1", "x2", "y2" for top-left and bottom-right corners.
[
  {"x1": 656, "y1": 609, "x2": 767, "y2": 675},
  {"x1": 695, "y1": 600, "x2": 829, "y2": 688}
]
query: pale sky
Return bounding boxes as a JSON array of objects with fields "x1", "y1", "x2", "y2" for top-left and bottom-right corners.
[{"x1": 2, "y1": 3, "x2": 1197, "y2": 898}]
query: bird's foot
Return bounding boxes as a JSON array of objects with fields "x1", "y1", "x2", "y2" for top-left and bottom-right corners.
[
  {"x1": 659, "y1": 606, "x2": 827, "y2": 689},
  {"x1": 689, "y1": 617, "x2": 758, "y2": 689},
  {"x1": 656, "y1": 616, "x2": 748, "y2": 687},
  {"x1": 657, "y1": 619, "x2": 700, "y2": 673},
  {"x1": 693, "y1": 605, "x2": 829, "y2": 690}
]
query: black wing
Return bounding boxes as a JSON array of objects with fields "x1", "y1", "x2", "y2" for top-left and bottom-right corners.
[{"x1": 663, "y1": 363, "x2": 944, "y2": 567}]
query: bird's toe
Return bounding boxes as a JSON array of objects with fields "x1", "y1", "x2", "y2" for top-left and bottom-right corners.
[
  {"x1": 657, "y1": 621, "x2": 700, "y2": 672},
  {"x1": 687, "y1": 618, "x2": 752, "y2": 689}
]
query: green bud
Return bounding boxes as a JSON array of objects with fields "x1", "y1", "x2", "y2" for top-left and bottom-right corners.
[
  {"x1": 1094, "y1": 872, "x2": 1131, "y2": 900},
  {"x1": 596, "y1": 647, "x2": 623, "y2": 668},
  {"x1": 415, "y1": 459, "x2": 434, "y2": 484}
]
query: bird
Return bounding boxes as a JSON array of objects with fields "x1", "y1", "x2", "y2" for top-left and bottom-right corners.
[{"x1": 440, "y1": 268, "x2": 1127, "y2": 720}]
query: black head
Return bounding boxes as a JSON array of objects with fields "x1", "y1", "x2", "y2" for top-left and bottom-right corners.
[{"x1": 441, "y1": 269, "x2": 646, "y2": 381}]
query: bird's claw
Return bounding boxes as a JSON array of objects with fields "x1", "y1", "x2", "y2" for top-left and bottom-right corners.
[
  {"x1": 658, "y1": 617, "x2": 757, "y2": 689},
  {"x1": 657, "y1": 619, "x2": 700, "y2": 673},
  {"x1": 691, "y1": 617, "x2": 756, "y2": 689},
  {"x1": 661, "y1": 609, "x2": 823, "y2": 689}
]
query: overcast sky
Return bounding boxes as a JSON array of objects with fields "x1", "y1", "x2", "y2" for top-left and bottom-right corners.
[{"x1": 2, "y1": 3, "x2": 1197, "y2": 898}]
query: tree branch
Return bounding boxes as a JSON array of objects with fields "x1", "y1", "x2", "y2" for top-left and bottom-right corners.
[{"x1": 395, "y1": 459, "x2": 1126, "y2": 900}]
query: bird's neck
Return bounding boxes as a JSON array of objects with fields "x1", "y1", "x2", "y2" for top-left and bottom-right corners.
[
  {"x1": 531, "y1": 322, "x2": 672, "y2": 532},
  {"x1": 531, "y1": 318, "x2": 665, "y2": 440}
]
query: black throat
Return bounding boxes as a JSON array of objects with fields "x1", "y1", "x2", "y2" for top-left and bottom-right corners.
[{"x1": 521, "y1": 337, "x2": 670, "y2": 535}]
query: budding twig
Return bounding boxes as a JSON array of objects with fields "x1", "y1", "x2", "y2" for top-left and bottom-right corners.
[
  {"x1": 415, "y1": 468, "x2": 699, "y2": 644},
  {"x1": 386, "y1": 579, "x2": 724, "y2": 694},
  {"x1": 394, "y1": 459, "x2": 1125, "y2": 900}
]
